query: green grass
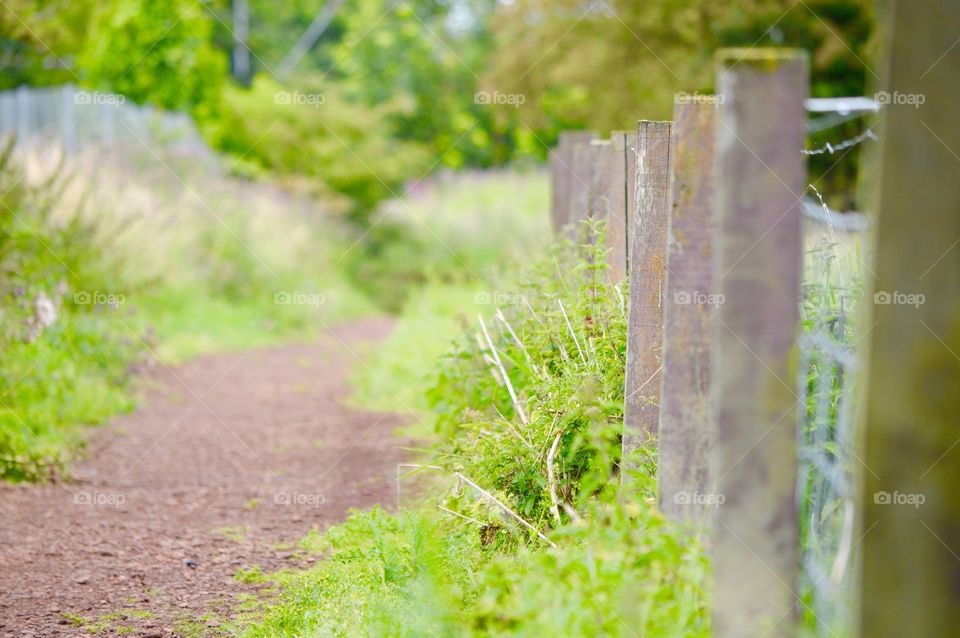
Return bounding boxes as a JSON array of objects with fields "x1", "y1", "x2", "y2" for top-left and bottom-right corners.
[
  {"x1": 242, "y1": 226, "x2": 709, "y2": 637},
  {"x1": 351, "y1": 282, "x2": 481, "y2": 416},
  {"x1": 0, "y1": 140, "x2": 372, "y2": 480}
]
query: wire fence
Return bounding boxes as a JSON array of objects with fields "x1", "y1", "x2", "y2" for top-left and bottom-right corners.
[
  {"x1": 797, "y1": 109, "x2": 875, "y2": 637},
  {"x1": 0, "y1": 84, "x2": 212, "y2": 160},
  {"x1": 550, "y1": 57, "x2": 883, "y2": 634}
]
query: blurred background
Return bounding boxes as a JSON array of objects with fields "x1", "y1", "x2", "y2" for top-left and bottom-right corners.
[
  {"x1": 1, "y1": 0, "x2": 876, "y2": 215},
  {"x1": 0, "y1": 0, "x2": 877, "y2": 499}
]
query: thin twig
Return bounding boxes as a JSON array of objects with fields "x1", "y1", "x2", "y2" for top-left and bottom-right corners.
[
  {"x1": 455, "y1": 472, "x2": 556, "y2": 547},
  {"x1": 478, "y1": 314, "x2": 529, "y2": 425},
  {"x1": 547, "y1": 430, "x2": 564, "y2": 526},
  {"x1": 492, "y1": 405, "x2": 534, "y2": 449},
  {"x1": 560, "y1": 502, "x2": 583, "y2": 523},
  {"x1": 496, "y1": 308, "x2": 532, "y2": 365},
  {"x1": 439, "y1": 504, "x2": 486, "y2": 526},
  {"x1": 557, "y1": 299, "x2": 587, "y2": 365}
]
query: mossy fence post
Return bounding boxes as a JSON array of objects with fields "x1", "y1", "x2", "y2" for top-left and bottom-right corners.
[
  {"x1": 622, "y1": 120, "x2": 671, "y2": 478},
  {"x1": 657, "y1": 98, "x2": 718, "y2": 521},
  {"x1": 857, "y1": 2, "x2": 960, "y2": 636},
  {"x1": 711, "y1": 49, "x2": 807, "y2": 638}
]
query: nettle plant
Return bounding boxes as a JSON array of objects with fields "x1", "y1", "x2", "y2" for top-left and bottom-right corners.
[{"x1": 425, "y1": 222, "x2": 631, "y2": 535}]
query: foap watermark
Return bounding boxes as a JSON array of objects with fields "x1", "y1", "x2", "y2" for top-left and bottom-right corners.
[
  {"x1": 875, "y1": 91, "x2": 925, "y2": 108},
  {"x1": 74, "y1": 491, "x2": 126, "y2": 508},
  {"x1": 274, "y1": 91, "x2": 326, "y2": 108},
  {"x1": 873, "y1": 290, "x2": 925, "y2": 307},
  {"x1": 274, "y1": 291, "x2": 326, "y2": 307},
  {"x1": 75, "y1": 91, "x2": 125, "y2": 107},
  {"x1": 874, "y1": 490, "x2": 925, "y2": 508},
  {"x1": 474, "y1": 91, "x2": 526, "y2": 108},
  {"x1": 673, "y1": 490, "x2": 725, "y2": 507},
  {"x1": 474, "y1": 291, "x2": 527, "y2": 306},
  {"x1": 273, "y1": 491, "x2": 326, "y2": 508},
  {"x1": 674, "y1": 91, "x2": 724, "y2": 107},
  {"x1": 673, "y1": 290, "x2": 724, "y2": 307},
  {"x1": 74, "y1": 290, "x2": 125, "y2": 307}
]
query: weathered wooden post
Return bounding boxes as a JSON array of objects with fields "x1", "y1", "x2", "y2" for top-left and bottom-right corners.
[
  {"x1": 551, "y1": 130, "x2": 597, "y2": 235},
  {"x1": 622, "y1": 120, "x2": 671, "y2": 476},
  {"x1": 711, "y1": 49, "x2": 807, "y2": 637},
  {"x1": 857, "y1": 2, "x2": 960, "y2": 636},
  {"x1": 658, "y1": 99, "x2": 718, "y2": 520},
  {"x1": 567, "y1": 140, "x2": 594, "y2": 239},
  {"x1": 624, "y1": 132, "x2": 638, "y2": 265},
  {"x1": 549, "y1": 148, "x2": 563, "y2": 233},
  {"x1": 587, "y1": 139, "x2": 614, "y2": 231},
  {"x1": 607, "y1": 132, "x2": 631, "y2": 281}
]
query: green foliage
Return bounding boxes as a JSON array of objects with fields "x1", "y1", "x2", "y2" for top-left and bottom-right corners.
[
  {"x1": 344, "y1": 169, "x2": 549, "y2": 312},
  {"x1": 0, "y1": 140, "x2": 373, "y2": 480},
  {"x1": 4, "y1": 1, "x2": 877, "y2": 212},
  {"x1": 243, "y1": 225, "x2": 709, "y2": 636},
  {"x1": 426, "y1": 229, "x2": 628, "y2": 525},
  {"x1": 0, "y1": 0, "x2": 93, "y2": 89},
  {"x1": 245, "y1": 500, "x2": 707, "y2": 637},
  {"x1": 0, "y1": 139, "x2": 141, "y2": 480},
  {"x1": 206, "y1": 74, "x2": 429, "y2": 213},
  {"x1": 79, "y1": 0, "x2": 227, "y2": 120},
  {"x1": 486, "y1": 0, "x2": 875, "y2": 131}
]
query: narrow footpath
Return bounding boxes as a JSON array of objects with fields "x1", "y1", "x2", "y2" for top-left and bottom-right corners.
[{"x1": 0, "y1": 319, "x2": 407, "y2": 637}]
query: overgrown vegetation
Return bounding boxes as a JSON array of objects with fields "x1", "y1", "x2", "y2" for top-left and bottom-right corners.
[
  {"x1": 0, "y1": 138, "x2": 371, "y2": 480},
  {"x1": 242, "y1": 226, "x2": 709, "y2": 637},
  {"x1": 2, "y1": 0, "x2": 876, "y2": 212}
]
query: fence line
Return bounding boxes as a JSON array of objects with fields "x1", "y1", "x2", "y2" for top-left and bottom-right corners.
[
  {"x1": 546, "y1": 44, "x2": 905, "y2": 638},
  {"x1": 857, "y1": 2, "x2": 960, "y2": 636},
  {"x1": 657, "y1": 100, "x2": 717, "y2": 521},
  {"x1": 0, "y1": 84, "x2": 211, "y2": 159},
  {"x1": 621, "y1": 120, "x2": 671, "y2": 477}
]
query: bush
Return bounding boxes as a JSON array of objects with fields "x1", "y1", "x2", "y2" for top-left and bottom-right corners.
[
  {"x1": 241, "y1": 224, "x2": 709, "y2": 637},
  {"x1": 0, "y1": 137, "x2": 374, "y2": 479},
  {"x1": 205, "y1": 75, "x2": 429, "y2": 216}
]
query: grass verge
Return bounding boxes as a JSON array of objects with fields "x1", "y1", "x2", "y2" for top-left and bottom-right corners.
[{"x1": 241, "y1": 227, "x2": 710, "y2": 637}]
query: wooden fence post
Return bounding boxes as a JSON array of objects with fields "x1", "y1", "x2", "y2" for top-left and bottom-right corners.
[
  {"x1": 624, "y1": 132, "x2": 638, "y2": 266},
  {"x1": 587, "y1": 139, "x2": 614, "y2": 233},
  {"x1": 658, "y1": 99, "x2": 718, "y2": 520},
  {"x1": 711, "y1": 49, "x2": 807, "y2": 638},
  {"x1": 567, "y1": 140, "x2": 594, "y2": 239},
  {"x1": 550, "y1": 130, "x2": 597, "y2": 235},
  {"x1": 622, "y1": 120, "x2": 671, "y2": 476},
  {"x1": 607, "y1": 132, "x2": 631, "y2": 281},
  {"x1": 857, "y1": 3, "x2": 960, "y2": 636},
  {"x1": 549, "y1": 148, "x2": 563, "y2": 232}
]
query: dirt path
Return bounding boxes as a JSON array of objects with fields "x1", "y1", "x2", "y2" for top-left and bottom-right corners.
[{"x1": 0, "y1": 318, "x2": 407, "y2": 637}]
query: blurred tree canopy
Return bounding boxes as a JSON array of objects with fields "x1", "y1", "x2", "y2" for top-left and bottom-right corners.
[
  {"x1": 1, "y1": 0, "x2": 875, "y2": 212},
  {"x1": 483, "y1": 0, "x2": 875, "y2": 138}
]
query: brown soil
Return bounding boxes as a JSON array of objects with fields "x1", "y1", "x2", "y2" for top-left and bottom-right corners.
[{"x1": 0, "y1": 318, "x2": 408, "y2": 637}]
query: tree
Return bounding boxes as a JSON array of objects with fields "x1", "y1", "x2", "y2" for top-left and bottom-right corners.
[{"x1": 79, "y1": 0, "x2": 227, "y2": 119}]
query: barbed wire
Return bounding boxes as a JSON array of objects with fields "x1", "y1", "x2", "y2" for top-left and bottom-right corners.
[{"x1": 802, "y1": 127, "x2": 877, "y2": 156}]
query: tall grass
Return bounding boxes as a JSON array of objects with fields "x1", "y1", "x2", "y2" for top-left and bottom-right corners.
[
  {"x1": 241, "y1": 224, "x2": 709, "y2": 637},
  {"x1": 0, "y1": 138, "x2": 372, "y2": 480}
]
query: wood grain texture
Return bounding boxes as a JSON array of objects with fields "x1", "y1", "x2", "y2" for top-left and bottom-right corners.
[
  {"x1": 858, "y1": 3, "x2": 960, "y2": 636},
  {"x1": 587, "y1": 139, "x2": 614, "y2": 227},
  {"x1": 607, "y1": 132, "x2": 630, "y2": 282},
  {"x1": 624, "y1": 132, "x2": 638, "y2": 266},
  {"x1": 711, "y1": 49, "x2": 807, "y2": 638},
  {"x1": 658, "y1": 101, "x2": 717, "y2": 521},
  {"x1": 556, "y1": 130, "x2": 597, "y2": 236},
  {"x1": 622, "y1": 120, "x2": 671, "y2": 474}
]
